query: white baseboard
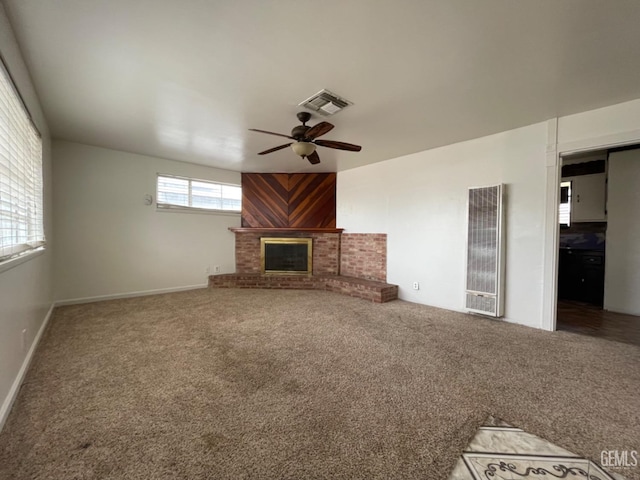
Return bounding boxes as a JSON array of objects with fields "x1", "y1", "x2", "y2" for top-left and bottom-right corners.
[
  {"x1": 55, "y1": 284, "x2": 208, "y2": 306},
  {"x1": 0, "y1": 302, "x2": 55, "y2": 432}
]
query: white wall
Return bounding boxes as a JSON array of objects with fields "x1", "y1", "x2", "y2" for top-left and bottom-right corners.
[
  {"x1": 0, "y1": 4, "x2": 53, "y2": 429},
  {"x1": 338, "y1": 122, "x2": 549, "y2": 329},
  {"x1": 339, "y1": 98, "x2": 640, "y2": 331},
  {"x1": 604, "y1": 149, "x2": 640, "y2": 315},
  {"x1": 558, "y1": 99, "x2": 640, "y2": 148},
  {"x1": 53, "y1": 141, "x2": 240, "y2": 302}
]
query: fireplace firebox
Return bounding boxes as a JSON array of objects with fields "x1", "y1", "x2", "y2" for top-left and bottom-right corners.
[{"x1": 260, "y1": 237, "x2": 313, "y2": 275}]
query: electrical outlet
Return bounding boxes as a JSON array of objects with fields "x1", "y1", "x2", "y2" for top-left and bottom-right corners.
[
  {"x1": 21, "y1": 329, "x2": 27, "y2": 352},
  {"x1": 214, "y1": 265, "x2": 221, "y2": 273},
  {"x1": 412, "y1": 281, "x2": 419, "y2": 290},
  {"x1": 205, "y1": 266, "x2": 210, "y2": 274}
]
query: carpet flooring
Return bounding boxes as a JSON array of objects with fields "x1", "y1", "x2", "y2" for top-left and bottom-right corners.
[{"x1": 1, "y1": 289, "x2": 639, "y2": 479}]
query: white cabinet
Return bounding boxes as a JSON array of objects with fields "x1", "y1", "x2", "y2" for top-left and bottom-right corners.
[{"x1": 566, "y1": 173, "x2": 607, "y2": 222}]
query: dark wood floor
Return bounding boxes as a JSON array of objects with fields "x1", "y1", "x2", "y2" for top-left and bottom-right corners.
[{"x1": 557, "y1": 300, "x2": 640, "y2": 346}]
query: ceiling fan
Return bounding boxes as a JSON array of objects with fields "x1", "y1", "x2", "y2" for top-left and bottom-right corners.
[{"x1": 249, "y1": 112, "x2": 362, "y2": 165}]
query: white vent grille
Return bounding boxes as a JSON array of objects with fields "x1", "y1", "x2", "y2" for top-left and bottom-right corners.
[
  {"x1": 465, "y1": 185, "x2": 505, "y2": 317},
  {"x1": 299, "y1": 89, "x2": 352, "y2": 116},
  {"x1": 465, "y1": 293, "x2": 496, "y2": 314}
]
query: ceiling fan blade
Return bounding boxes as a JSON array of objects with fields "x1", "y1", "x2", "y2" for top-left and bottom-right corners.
[
  {"x1": 249, "y1": 128, "x2": 294, "y2": 140},
  {"x1": 304, "y1": 121, "x2": 334, "y2": 140},
  {"x1": 258, "y1": 143, "x2": 292, "y2": 155},
  {"x1": 314, "y1": 139, "x2": 362, "y2": 152},
  {"x1": 307, "y1": 151, "x2": 321, "y2": 165}
]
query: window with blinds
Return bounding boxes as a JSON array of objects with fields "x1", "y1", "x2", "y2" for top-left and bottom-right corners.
[
  {"x1": 0, "y1": 59, "x2": 44, "y2": 265},
  {"x1": 156, "y1": 174, "x2": 241, "y2": 212},
  {"x1": 559, "y1": 181, "x2": 572, "y2": 226}
]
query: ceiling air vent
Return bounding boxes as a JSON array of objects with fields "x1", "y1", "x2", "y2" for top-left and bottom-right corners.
[{"x1": 298, "y1": 89, "x2": 353, "y2": 116}]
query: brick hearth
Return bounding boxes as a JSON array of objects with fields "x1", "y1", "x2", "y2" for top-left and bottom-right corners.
[
  {"x1": 209, "y1": 274, "x2": 398, "y2": 303},
  {"x1": 209, "y1": 227, "x2": 398, "y2": 303}
]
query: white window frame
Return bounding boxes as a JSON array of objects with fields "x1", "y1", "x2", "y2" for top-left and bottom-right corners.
[
  {"x1": 0, "y1": 55, "x2": 45, "y2": 272},
  {"x1": 156, "y1": 173, "x2": 241, "y2": 215}
]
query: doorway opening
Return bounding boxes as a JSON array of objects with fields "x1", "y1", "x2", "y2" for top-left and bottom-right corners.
[{"x1": 555, "y1": 145, "x2": 640, "y2": 346}]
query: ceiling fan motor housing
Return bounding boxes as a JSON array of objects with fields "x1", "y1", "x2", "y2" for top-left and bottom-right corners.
[{"x1": 291, "y1": 125, "x2": 310, "y2": 139}]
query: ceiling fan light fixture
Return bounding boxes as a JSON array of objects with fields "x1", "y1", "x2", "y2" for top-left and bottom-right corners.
[{"x1": 291, "y1": 141, "x2": 316, "y2": 157}]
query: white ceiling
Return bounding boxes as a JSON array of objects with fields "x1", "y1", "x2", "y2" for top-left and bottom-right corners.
[{"x1": 4, "y1": 0, "x2": 640, "y2": 173}]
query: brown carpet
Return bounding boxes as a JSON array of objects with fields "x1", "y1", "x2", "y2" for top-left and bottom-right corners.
[{"x1": 1, "y1": 289, "x2": 639, "y2": 479}]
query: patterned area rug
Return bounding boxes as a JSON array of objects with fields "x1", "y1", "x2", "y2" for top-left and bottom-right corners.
[{"x1": 449, "y1": 416, "x2": 629, "y2": 480}]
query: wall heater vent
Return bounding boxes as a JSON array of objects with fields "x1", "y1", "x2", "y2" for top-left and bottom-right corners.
[{"x1": 465, "y1": 184, "x2": 505, "y2": 317}]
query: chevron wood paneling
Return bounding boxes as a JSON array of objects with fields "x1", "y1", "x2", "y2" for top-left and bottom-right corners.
[
  {"x1": 288, "y1": 173, "x2": 336, "y2": 228},
  {"x1": 241, "y1": 173, "x2": 289, "y2": 228},
  {"x1": 241, "y1": 173, "x2": 336, "y2": 228}
]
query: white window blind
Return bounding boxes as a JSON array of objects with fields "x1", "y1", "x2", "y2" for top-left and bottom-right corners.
[
  {"x1": 0, "y1": 59, "x2": 44, "y2": 263},
  {"x1": 157, "y1": 174, "x2": 241, "y2": 212}
]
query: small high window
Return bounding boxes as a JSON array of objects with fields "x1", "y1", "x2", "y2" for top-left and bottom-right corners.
[
  {"x1": 559, "y1": 181, "x2": 572, "y2": 226},
  {"x1": 156, "y1": 174, "x2": 241, "y2": 213}
]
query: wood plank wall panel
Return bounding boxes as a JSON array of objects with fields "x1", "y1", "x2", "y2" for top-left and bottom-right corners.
[
  {"x1": 288, "y1": 173, "x2": 336, "y2": 228},
  {"x1": 241, "y1": 173, "x2": 337, "y2": 228},
  {"x1": 241, "y1": 173, "x2": 289, "y2": 228}
]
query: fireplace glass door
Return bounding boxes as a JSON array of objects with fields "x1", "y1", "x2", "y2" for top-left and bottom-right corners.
[{"x1": 260, "y1": 238, "x2": 313, "y2": 274}]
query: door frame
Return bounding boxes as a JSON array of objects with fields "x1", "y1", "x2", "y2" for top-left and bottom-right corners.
[{"x1": 541, "y1": 120, "x2": 640, "y2": 331}]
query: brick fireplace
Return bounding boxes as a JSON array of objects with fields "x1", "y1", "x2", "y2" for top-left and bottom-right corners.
[
  {"x1": 233, "y1": 228, "x2": 341, "y2": 275},
  {"x1": 208, "y1": 172, "x2": 398, "y2": 302},
  {"x1": 209, "y1": 228, "x2": 398, "y2": 303}
]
